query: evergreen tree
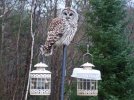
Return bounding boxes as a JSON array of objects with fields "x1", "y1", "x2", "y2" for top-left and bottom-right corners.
[{"x1": 85, "y1": 0, "x2": 134, "y2": 99}]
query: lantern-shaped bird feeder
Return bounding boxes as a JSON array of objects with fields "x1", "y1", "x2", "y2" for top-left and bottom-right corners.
[
  {"x1": 30, "y1": 62, "x2": 51, "y2": 95},
  {"x1": 71, "y1": 45, "x2": 101, "y2": 96},
  {"x1": 71, "y1": 62, "x2": 101, "y2": 96}
]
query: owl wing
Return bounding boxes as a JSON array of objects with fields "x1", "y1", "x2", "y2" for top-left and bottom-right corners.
[
  {"x1": 47, "y1": 17, "x2": 66, "y2": 43},
  {"x1": 48, "y1": 18, "x2": 65, "y2": 33},
  {"x1": 43, "y1": 18, "x2": 66, "y2": 56}
]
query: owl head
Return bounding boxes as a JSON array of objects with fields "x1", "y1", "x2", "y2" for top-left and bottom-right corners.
[{"x1": 59, "y1": 7, "x2": 78, "y2": 23}]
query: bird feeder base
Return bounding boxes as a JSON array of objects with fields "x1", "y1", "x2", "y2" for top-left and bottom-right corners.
[
  {"x1": 77, "y1": 89, "x2": 98, "y2": 96},
  {"x1": 30, "y1": 89, "x2": 51, "y2": 95}
]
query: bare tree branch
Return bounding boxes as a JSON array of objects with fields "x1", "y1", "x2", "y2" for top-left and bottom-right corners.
[{"x1": 25, "y1": 0, "x2": 35, "y2": 99}]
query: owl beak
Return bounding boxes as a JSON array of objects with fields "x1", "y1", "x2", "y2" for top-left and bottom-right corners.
[{"x1": 66, "y1": 17, "x2": 70, "y2": 20}]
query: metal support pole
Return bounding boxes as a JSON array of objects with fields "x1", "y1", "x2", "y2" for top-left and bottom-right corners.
[{"x1": 60, "y1": 45, "x2": 67, "y2": 100}]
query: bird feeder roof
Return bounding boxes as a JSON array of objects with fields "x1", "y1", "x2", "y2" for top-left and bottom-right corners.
[
  {"x1": 30, "y1": 69, "x2": 51, "y2": 74},
  {"x1": 34, "y1": 62, "x2": 48, "y2": 68},
  {"x1": 71, "y1": 68, "x2": 101, "y2": 80},
  {"x1": 81, "y1": 62, "x2": 95, "y2": 67}
]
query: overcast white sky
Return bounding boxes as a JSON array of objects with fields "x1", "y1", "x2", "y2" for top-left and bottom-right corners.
[
  {"x1": 129, "y1": 0, "x2": 134, "y2": 3},
  {"x1": 128, "y1": 0, "x2": 134, "y2": 7}
]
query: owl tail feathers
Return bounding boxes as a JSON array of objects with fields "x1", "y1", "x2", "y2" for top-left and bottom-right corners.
[
  {"x1": 40, "y1": 45, "x2": 53, "y2": 56},
  {"x1": 44, "y1": 49, "x2": 53, "y2": 56}
]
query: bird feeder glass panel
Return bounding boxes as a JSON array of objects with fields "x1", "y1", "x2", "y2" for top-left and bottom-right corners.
[
  {"x1": 30, "y1": 62, "x2": 51, "y2": 95},
  {"x1": 30, "y1": 75, "x2": 51, "y2": 89},
  {"x1": 77, "y1": 79, "x2": 98, "y2": 96}
]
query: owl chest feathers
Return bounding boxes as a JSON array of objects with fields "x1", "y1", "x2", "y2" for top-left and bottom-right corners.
[{"x1": 55, "y1": 20, "x2": 77, "y2": 46}]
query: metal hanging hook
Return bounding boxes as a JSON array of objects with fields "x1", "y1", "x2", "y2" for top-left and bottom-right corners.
[
  {"x1": 87, "y1": 44, "x2": 89, "y2": 53},
  {"x1": 38, "y1": 49, "x2": 45, "y2": 63},
  {"x1": 83, "y1": 44, "x2": 93, "y2": 63}
]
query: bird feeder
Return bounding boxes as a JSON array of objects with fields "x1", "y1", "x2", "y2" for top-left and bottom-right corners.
[
  {"x1": 71, "y1": 44, "x2": 101, "y2": 96},
  {"x1": 71, "y1": 62, "x2": 101, "y2": 96},
  {"x1": 30, "y1": 62, "x2": 51, "y2": 95}
]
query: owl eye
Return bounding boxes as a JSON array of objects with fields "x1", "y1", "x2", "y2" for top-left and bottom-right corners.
[
  {"x1": 69, "y1": 13, "x2": 73, "y2": 16},
  {"x1": 63, "y1": 12, "x2": 67, "y2": 15}
]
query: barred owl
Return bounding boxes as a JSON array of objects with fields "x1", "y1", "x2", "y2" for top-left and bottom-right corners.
[{"x1": 40, "y1": 7, "x2": 78, "y2": 56}]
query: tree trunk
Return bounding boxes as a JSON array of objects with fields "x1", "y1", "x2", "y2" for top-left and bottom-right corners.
[
  {"x1": 24, "y1": 0, "x2": 35, "y2": 100},
  {"x1": 49, "y1": 1, "x2": 61, "y2": 100},
  {"x1": 49, "y1": 1, "x2": 72, "y2": 100},
  {"x1": 65, "y1": 0, "x2": 72, "y2": 7}
]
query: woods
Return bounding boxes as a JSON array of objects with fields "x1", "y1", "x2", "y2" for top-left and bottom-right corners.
[{"x1": 0, "y1": 0, "x2": 134, "y2": 100}]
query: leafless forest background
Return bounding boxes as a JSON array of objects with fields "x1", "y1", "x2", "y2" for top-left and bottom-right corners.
[{"x1": 0, "y1": 0, "x2": 134, "y2": 100}]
